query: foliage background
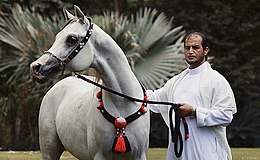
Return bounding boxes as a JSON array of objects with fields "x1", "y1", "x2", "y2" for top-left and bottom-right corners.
[{"x1": 0, "y1": 0, "x2": 259, "y2": 150}]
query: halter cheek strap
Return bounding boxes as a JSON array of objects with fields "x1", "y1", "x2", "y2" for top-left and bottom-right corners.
[
  {"x1": 63, "y1": 18, "x2": 94, "y2": 64},
  {"x1": 43, "y1": 17, "x2": 94, "y2": 67}
]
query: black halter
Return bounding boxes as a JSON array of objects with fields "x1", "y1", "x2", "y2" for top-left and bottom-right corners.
[{"x1": 44, "y1": 17, "x2": 93, "y2": 65}]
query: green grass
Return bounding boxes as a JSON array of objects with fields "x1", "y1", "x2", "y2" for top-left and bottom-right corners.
[
  {"x1": 0, "y1": 148, "x2": 259, "y2": 160},
  {"x1": 232, "y1": 148, "x2": 260, "y2": 160}
]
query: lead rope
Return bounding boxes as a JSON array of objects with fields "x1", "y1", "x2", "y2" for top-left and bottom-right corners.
[
  {"x1": 169, "y1": 107, "x2": 189, "y2": 158},
  {"x1": 75, "y1": 74, "x2": 189, "y2": 157}
]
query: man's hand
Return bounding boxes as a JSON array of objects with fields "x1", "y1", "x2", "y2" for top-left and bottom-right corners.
[{"x1": 177, "y1": 103, "x2": 194, "y2": 117}]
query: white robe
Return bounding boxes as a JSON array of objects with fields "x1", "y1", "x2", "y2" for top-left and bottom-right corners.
[{"x1": 147, "y1": 62, "x2": 237, "y2": 160}]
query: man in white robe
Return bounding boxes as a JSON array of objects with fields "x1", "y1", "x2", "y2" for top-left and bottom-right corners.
[{"x1": 147, "y1": 32, "x2": 237, "y2": 160}]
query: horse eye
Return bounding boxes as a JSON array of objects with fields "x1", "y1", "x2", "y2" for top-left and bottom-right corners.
[{"x1": 66, "y1": 36, "x2": 78, "y2": 46}]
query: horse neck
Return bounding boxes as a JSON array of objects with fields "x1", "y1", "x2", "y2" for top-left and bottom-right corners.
[{"x1": 91, "y1": 25, "x2": 144, "y2": 114}]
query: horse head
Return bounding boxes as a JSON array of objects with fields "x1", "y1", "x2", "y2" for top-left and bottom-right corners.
[{"x1": 30, "y1": 5, "x2": 94, "y2": 83}]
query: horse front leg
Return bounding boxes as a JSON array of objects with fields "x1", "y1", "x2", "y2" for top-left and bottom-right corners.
[
  {"x1": 136, "y1": 153, "x2": 147, "y2": 160},
  {"x1": 39, "y1": 117, "x2": 65, "y2": 160},
  {"x1": 38, "y1": 98, "x2": 65, "y2": 160},
  {"x1": 93, "y1": 151, "x2": 147, "y2": 160},
  {"x1": 93, "y1": 152, "x2": 105, "y2": 160}
]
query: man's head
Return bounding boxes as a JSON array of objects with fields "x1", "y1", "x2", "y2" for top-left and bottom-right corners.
[{"x1": 183, "y1": 32, "x2": 210, "y2": 69}]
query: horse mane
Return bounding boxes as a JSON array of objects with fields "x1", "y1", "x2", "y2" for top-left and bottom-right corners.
[{"x1": 87, "y1": 68, "x2": 101, "y2": 83}]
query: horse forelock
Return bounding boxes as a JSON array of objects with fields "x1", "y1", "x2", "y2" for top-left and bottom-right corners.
[{"x1": 62, "y1": 18, "x2": 81, "y2": 29}]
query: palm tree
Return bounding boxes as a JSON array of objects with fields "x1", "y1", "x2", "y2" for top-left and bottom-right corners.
[
  {"x1": 227, "y1": 107, "x2": 260, "y2": 147},
  {"x1": 0, "y1": 5, "x2": 64, "y2": 149}
]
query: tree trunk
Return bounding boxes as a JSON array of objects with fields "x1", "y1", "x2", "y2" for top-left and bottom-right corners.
[
  {"x1": 113, "y1": 0, "x2": 121, "y2": 13},
  {"x1": 139, "y1": 0, "x2": 145, "y2": 8}
]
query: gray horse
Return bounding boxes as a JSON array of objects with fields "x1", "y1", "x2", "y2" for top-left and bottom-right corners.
[{"x1": 30, "y1": 5, "x2": 150, "y2": 160}]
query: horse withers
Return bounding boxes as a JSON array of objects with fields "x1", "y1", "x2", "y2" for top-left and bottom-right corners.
[{"x1": 30, "y1": 5, "x2": 150, "y2": 160}]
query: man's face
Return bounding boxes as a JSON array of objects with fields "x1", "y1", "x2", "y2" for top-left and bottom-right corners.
[{"x1": 184, "y1": 34, "x2": 209, "y2": 69}]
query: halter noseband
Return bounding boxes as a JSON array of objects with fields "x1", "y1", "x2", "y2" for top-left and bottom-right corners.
[{"x1": 44, "y1": 17, "x2": 93, "y2": 65}]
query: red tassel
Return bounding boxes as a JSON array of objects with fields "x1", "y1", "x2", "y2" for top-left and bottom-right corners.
[{"x1": 114, "y1": 134, "x2": 126, "y2": 153}]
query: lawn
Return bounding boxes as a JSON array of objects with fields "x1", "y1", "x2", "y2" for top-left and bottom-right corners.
[{"x1": 0, "y1": 148, "x2": 259, "y2": 160}]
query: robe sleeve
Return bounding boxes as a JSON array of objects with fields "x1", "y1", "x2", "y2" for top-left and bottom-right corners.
[
  {"x1": 196, "y1": 75, "x2": 237, "y2": 127},
  {"x1": 146, "y1": 78, "x2": 180, "y2": 128},
  {"x1": 146, "y1": 77, "x2": 176, "y2": 113},
  {"x1": 146, "y1": 90, "x2": 161, "y2": 113}
]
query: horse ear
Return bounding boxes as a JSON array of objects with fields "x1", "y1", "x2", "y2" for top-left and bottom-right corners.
[
  {"x1": 74, "y1": 5, "x2": 85, "y2": 21},
  {"x1": 63, "y1": 7, "x2": 74, "y2": 21}
]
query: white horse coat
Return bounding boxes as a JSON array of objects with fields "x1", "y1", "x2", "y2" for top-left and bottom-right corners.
[{"x1": 30, "y1": 6, "x2": 150, "y2": 160}]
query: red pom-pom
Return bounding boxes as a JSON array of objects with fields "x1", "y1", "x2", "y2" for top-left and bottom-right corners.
[
  {"x1": 114, "y1": 117, "x2": 127, "y2": 128},
  {"x1": 97, "y1": 102, "x2": 104, "y2": 110},
  {"x1": 96, "y1": 91, "x2": 102, "y2": 99},
  {"x1": 144, "y1": 95, "x2": 148, "y2": 100},
  {"x1": 140, "y1": 105, "x2": 148, "y2": 114},
  {"x1": 185, "y1": 134, "x2": 189, "y2": 140}
]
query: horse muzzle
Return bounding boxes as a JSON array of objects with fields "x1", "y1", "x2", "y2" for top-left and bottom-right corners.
[{"x1": 30, "y1": 53, "x2": 64, "y2": 84}]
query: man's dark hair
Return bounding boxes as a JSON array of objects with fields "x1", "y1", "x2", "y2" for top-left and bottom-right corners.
[{"x1": 183, "y1": 32, "x2": 210, "y2": 50}]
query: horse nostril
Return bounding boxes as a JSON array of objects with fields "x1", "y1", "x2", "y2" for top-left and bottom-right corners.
[{"x1": 33, "y1": 63, "x2": 42, "y2": 74}]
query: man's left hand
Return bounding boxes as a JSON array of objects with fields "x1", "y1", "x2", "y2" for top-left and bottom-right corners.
[{"x1": 177, "y1": 103, "x2": 193, "y2": 117}]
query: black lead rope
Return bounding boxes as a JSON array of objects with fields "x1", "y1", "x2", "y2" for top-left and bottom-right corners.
[
  {"x1": 75, "y1": 74, "x2": 189, "y2": 157},
  {"x1": 75, "y1": 74, "x2": 175, "y2": 106},
  {"x1": 169, "y1": 107, "x2": 189, "y2": 158}
]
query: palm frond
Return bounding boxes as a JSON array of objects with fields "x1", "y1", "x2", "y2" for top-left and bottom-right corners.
[
  {"x1": 128, "y1": 8, "x2": 187, "y2": 90},
  {"x1": 0, "y1": 5, "x2": 64, "y2": 89}
]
